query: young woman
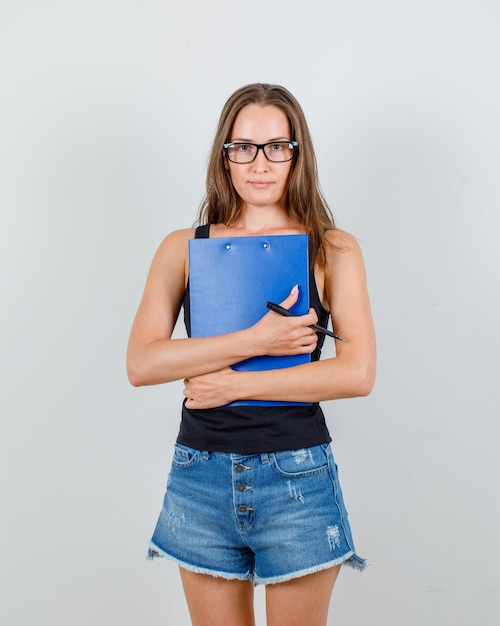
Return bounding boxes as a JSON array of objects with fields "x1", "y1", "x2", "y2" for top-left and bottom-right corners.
[{"x1": 127, "y1": 83, "x2": 376, "y2": 626}]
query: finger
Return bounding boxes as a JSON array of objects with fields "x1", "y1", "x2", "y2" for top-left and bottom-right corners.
[
  {"x1": 293, "y1": 307, "x2": 318, "y2": 327},
  {"x1": 301, "y1": 331, "x2": 319, "y2": 346},
  {"x1": 307, "y1": 307, "x2": 319, "y2": 324},
  {"x1": 278, "y1": 284, "x2": 299, "y2": 310}
]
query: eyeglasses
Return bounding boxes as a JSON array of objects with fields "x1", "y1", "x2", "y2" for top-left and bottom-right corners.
[{"x1": 223, "y1": 141, "x2": 298, "y2": 164}]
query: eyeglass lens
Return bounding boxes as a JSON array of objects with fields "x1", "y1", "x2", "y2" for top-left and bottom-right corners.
[{"x1": 226, "y1": 142, "x2": 295, "y2": 163}]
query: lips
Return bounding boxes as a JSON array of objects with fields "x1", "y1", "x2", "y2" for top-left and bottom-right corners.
[{"x1": 249, "y1": 180, "x2": 273, "y2": 188}]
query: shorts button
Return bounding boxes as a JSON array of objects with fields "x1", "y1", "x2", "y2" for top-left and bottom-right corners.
[
  {"x1": 235, "y1": 464, "x2": 245, "y2": 473},
  {"x1": 238, "y1": 504, "x2": 249, "y2": 513},
  {"x1": 237, "y1": 483, "x2": 247, "y2": 492}
]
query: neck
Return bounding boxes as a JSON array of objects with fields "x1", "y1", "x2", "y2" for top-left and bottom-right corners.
[{"x1": 230, "y1": 205, "x2": 297, "y2": 235}]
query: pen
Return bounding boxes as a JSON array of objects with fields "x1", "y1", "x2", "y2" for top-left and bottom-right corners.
[{"x1": 266, "y1": 302, "x2": 345, "y2": 341}]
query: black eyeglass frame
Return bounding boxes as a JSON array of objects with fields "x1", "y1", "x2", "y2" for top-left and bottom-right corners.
[{"x1": 223, "y1": 141, "x2": 299, "y2": 163}]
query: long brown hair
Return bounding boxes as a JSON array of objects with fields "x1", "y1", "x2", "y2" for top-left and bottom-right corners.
[{"x1": 197, "y1": 83, "x2": 336, "y2": 266}]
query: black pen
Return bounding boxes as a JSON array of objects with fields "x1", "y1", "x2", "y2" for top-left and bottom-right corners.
[{"x1": 266, "y1": 302, "x2": 345, "y2": 341}]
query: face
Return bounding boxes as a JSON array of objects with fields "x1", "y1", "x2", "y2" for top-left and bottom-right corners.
[{"x1": 227, "y1": 104, "x2": 293, "y2": 213}]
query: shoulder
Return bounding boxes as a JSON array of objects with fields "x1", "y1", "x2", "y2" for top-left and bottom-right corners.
[
  {"x1": 323, "y1": 228, "x2": 367, "y2": 284},
  {"x1": 161, "y1": 227, "x2": 196, "y2": 246},
  {"x1": 146, "y1": 228, "x2": 196, "y2": 281},
  {"x1": 154, "y1": 228, "x2": 196, "y2": 258},
  {"x1": 324, "y1": 228, "x2": 360, "y2": 252}
]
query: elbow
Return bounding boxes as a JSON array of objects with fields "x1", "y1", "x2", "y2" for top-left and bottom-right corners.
[
  {"x1": 357, "y1": 379, "x2": 374, "y2": 398},
  {"x1": 127, "y1": 353, "x2": 177, "y2": 387},
  {"x1": 127, "y1": 355, "x2": 150, "y2": 387},
  {"x1": 356, "y1": 364, "x2": 376, "y2": 397},
  {"x1": 343, "y1": 362, "x2": 375, "y2": 398},
  {"x1": 127, "y1": 364, "x2": 144, "y2": 387}
]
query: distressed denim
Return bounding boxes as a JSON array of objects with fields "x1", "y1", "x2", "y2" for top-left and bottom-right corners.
[{"x1": 148, "y1": 443, "x2": 366, "y2": 584}]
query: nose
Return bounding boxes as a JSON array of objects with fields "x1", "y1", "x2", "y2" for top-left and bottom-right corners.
[{"x1": 252, "y1": 146, "x2": 269, "y2": 170}]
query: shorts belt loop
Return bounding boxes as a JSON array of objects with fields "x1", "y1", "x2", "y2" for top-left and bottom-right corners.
[
  {"x1": 260, "y1": 453, "x2": 269, "y2": 464},
  {"x1": 202, "y1": 451, "x2": 210, "y2": 460}
]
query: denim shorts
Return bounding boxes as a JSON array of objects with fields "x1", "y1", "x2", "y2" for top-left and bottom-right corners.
[{"x1": 147, "y1": 443, "x2": 366, "y2": 585}]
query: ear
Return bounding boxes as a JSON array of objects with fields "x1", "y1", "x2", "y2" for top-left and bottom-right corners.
[{"x1": 223, "y1": 153, "x2": 230, "y2": 171}]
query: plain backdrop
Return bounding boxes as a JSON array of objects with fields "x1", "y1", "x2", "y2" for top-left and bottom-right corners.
[{"x1": 1, "y1": 1, "x2": 499, "y2": 624}]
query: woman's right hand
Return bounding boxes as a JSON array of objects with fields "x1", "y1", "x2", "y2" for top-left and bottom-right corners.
[{"x1": 249, "y1": 285, "x2": 319, "y2": 356}]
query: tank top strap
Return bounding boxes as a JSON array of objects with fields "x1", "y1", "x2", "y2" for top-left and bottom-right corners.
[{"x1": 195, "y1": 224, "x2": 210, "y2": 238}]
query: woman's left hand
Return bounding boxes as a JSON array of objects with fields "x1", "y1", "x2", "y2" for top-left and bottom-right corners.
[{"x1": 183, "y1": 367, "x2": 239, "y2": 409}]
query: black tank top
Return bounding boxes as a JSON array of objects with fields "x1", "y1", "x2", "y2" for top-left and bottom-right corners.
[{"x1": 177, "y1": 224, "x2": 332, "y2": 454}]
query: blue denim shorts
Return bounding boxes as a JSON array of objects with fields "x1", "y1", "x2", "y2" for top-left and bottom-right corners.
[{"x1": 147, "y1": 443, "x2": 366, "y2": 585}]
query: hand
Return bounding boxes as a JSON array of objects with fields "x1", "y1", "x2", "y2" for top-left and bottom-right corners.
[
  {"x1": 250, "y1": 285, "x2": 319, "y2": 356},
  {"x1": 183, "y1": 367, "x2": 238, "y2": 409}
]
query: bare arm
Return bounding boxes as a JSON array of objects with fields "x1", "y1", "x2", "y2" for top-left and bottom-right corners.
[
  {"x1": 126, "y1": 229, "x2": 319, "y2": 386},
  {"x1": 183, "y1": 230, "x2": 376, "y2": 406}
]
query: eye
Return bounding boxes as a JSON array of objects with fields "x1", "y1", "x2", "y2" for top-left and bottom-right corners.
[
  {"x1": 236, "y1": 143, "x2": 251, "y2": 152},
  {"x1": 270, "y1": 142, "x2": 286, "y2": 151}
]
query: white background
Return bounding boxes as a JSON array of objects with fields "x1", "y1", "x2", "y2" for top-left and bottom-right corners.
[{"x1": 1, "y1": 1, "x2": 499, "y2": 624}]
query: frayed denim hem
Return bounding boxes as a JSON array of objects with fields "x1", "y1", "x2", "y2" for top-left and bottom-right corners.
[
  {"x1": 255, "y1": 551, "x2": 368, "y2": 586},
  {"x1": 346, "y1": 553, "x2": 369, "y2": 572},
  {"x1": 147, "y1": 543, "x2": 367, "y2": 586},
  {"x1": 147, "y1": 543, "x2": 253, "y2": 582}
]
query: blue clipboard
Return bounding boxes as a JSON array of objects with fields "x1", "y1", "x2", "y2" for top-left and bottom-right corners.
[{"x1": 188, "y1": 234, "x2": 311, "y2": 406}]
